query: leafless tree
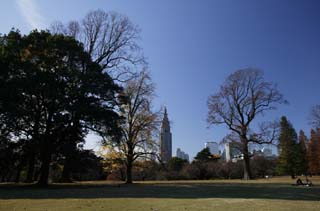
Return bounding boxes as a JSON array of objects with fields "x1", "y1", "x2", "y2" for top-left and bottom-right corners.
[
  {"x1": 50, "y1": 9, "x2": 145, "y2": 82},
  {"x1": 103, "y1": 71, "x2": 160, "y2": 183},
  {"x1": 310, "y1": 105, "x2": 320, "y2": 128},
  {"x1": 207, "y1": 68, "x2": 286, "y2": 179}
]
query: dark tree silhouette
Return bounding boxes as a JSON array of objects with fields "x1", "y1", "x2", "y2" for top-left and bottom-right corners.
[
  {"x1": 0, "y1": 30, "x2": 121, "y2": 185},
  {"x1": 194, "y1": 148, "x2": 218, "y2": 162}
]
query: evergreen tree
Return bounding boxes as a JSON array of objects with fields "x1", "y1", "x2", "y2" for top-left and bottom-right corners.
[
  {"x1": 297, "y1": 130, "x2": 308, "y2": 175},
  {"x1": 276, "y1": 116, "x2": 299, "y2": 177},
  {"x1": 307, "y1": 129, "x2": 320, "y2": 175},
  {"x1": 194, "y1": 147, "x2": 217, "y2": 162}
]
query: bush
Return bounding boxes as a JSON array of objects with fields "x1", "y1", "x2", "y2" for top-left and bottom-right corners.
[{"x1": 251, "y1": 156, "x2": 277, "y2": 178}]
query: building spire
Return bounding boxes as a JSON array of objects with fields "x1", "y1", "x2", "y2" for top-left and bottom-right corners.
[
  {"x1": 164, "y1": 106, "x2": 168, "y2": 119},
  {"x1": 162, "y1": 106, "x2": 169, "y2": 129}
]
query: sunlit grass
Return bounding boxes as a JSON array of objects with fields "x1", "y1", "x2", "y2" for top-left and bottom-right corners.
[{"x1": 1, "y1": 177, "x2": 320, "y2": 211}]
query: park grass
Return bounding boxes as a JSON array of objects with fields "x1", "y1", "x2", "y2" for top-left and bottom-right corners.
[{"x1": 1, "y1": 177, "x2": 320, "y2": 211}]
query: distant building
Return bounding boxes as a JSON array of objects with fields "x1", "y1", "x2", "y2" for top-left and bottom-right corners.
[
  {"x1": 160, "y1": 107, "x2": 172, "y2": 163},
  {"x1": 252, "y1": 149, "x2": 264, "y2": 157},
  {"x1": 253, "y1": 147, "x2": 276, "y2": 159},
  {"x1": 204, "y1": 142, "x2": 219, "y2": 155},
  {"x1": 176, "y1": 148, "x2": 189, "y2": 161},
  {"x1": 261, "y1": 147, "x2": 272, "y2": 157},
  {"x1": 223, "y1": 141, "x2": 276, "y2": 162},
  {"x1": 225, "y1": 142, "x2": 242, "y2": 162}
]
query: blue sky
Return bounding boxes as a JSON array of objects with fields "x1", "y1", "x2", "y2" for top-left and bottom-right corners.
[{"x1": 1, "y1": 0, "x2": 320, "y2": 158}]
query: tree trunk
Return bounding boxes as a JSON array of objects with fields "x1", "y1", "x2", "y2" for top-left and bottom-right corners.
[
  {"x1": 33, "y1": 169, "x2": 40, "y2": 181},
  {"x1": 25, "y1": 152, "x2": 36, "y2": 183},
  {"x1": 37, "y1": 112, "x2": 54, "y2": 186},
  {"x1": 60, "y1": 118, "x2": 80, "y2": 183},
  {"x1": 60, "y1": 153, "x2": 73, "y2": 183},
  {"x1": 242, "y1": 139, "x2": 252, "y2": 180},
  {"x1": 126, "y1": 156, "x2": 133, "y2": 184},
  {"x1": 14, "y1": 162, "x2": 23, "y2": 183},
  {"x1": 27, "y1": 115, "x2": 40, "y2": 183},
  {"x1": 37, "y1": 144, "x2": 52, "y2": 186}
]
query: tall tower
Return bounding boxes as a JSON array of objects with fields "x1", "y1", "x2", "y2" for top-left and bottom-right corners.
[{"x1": 160, "y1": 107, "x2": 172, "y2": 163}]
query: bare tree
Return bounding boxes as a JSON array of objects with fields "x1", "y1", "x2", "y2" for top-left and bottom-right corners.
[
  {"x1": 103, "y1": 71, "x2": 160, "y2": 184},
  {"x1": 50, "y1": 9, "x2": 145, "y2": 82},
  {"x1": 207, "y1": 68, "x2": 286, "y2": 179},
  {"x1": 310, "y1": 105, "x2": 320, "y2": 128}
]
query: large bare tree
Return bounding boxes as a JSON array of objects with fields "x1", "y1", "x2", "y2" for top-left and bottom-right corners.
[
  {"x1": 102, "y1": 71, "x2": 160, "y2": 184},
  {"x1": 207, "y1": 68, "x2": 286, "y2": 179},
  {"x1": 50, "y1": 9, "x2": 145, "y2": 82},
  {"x1": 51, "y1": 10, "x2": 149, "y2": 183}
]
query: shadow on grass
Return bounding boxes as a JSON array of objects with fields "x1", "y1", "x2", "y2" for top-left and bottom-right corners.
[{"x1": 0, "y1": 182, "x2": 319, "y2": 201}]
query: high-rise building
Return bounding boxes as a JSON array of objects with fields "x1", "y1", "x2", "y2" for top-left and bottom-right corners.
[
  {"x1": 160, "y1": 107, "x2": 172, "y2": 163},
  {"x1": 204, "y1": 142, "x2": 219, "y2": 155},
  {"x1": 225, "y1": 142, "x2": 242, "y2": 162},
  {"x1": 176, "y1": 148, "x2": 189, "y2": 162}
]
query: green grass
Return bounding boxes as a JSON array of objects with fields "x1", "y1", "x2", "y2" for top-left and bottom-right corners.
[{"x1": 1, "y1": 177, "x2": 320, "y2": 211}]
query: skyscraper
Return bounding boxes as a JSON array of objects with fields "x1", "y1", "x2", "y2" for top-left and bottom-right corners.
[
  {"x1": 176, "y1": 148, "x2": 189, "y2": 162},
  {"x1": 160, "y1": 107, "x2": 172, "y2": 163},
  {"x1": 225, "y1": 142, "x2": 242, "y2": 162}
]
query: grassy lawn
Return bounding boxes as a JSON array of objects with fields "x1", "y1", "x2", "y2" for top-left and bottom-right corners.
[{"x1": 1, "y1": 177, "x2": 320, "y2": 211}]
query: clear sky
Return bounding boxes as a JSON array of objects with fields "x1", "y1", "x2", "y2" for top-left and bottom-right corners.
[{"x1": 1, "y1": 0, "x2": 320, "y2": 158}]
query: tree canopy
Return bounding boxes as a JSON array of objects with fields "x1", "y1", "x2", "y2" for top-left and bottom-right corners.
[{"x1": 0, "y1": 30, "x2": 121, "y2": 185}]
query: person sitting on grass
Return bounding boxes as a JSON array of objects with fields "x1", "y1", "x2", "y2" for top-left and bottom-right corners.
[
  {"x1": 296, "y1": 178, "x2": 304, "y2": 186},
  {"x1": 306, "y1": 178, "x2": 313, "y2": 187},
  {"x1": 295, "y1": 178, "x2": 313, "y2": 186}
]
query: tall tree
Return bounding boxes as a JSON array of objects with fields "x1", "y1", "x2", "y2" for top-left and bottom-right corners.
[
  {"x1": 102, "y1": 71, "x2": 159, "y2": 184},
  {"x1": 276, "y1": 116, "x2": 299, "y2": 177},
  {"x1": 50, "y1": 10, "x2": 149, "y2": 182},
  {"x1": 50, "y1": 9, "x2": 145, "y2": 82},
  {"x1": 307, "y1": 129, "x2": 320, "y2": 175},
  {"x1": 207, "y1": 68, "x2": 286, "y2": 179},
  {"x1": 0, "y1": 30, "x2": 121, "y2": 185},
  {"x1": 297, "y1": 130, "x2": 308, "y2": 175}
]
